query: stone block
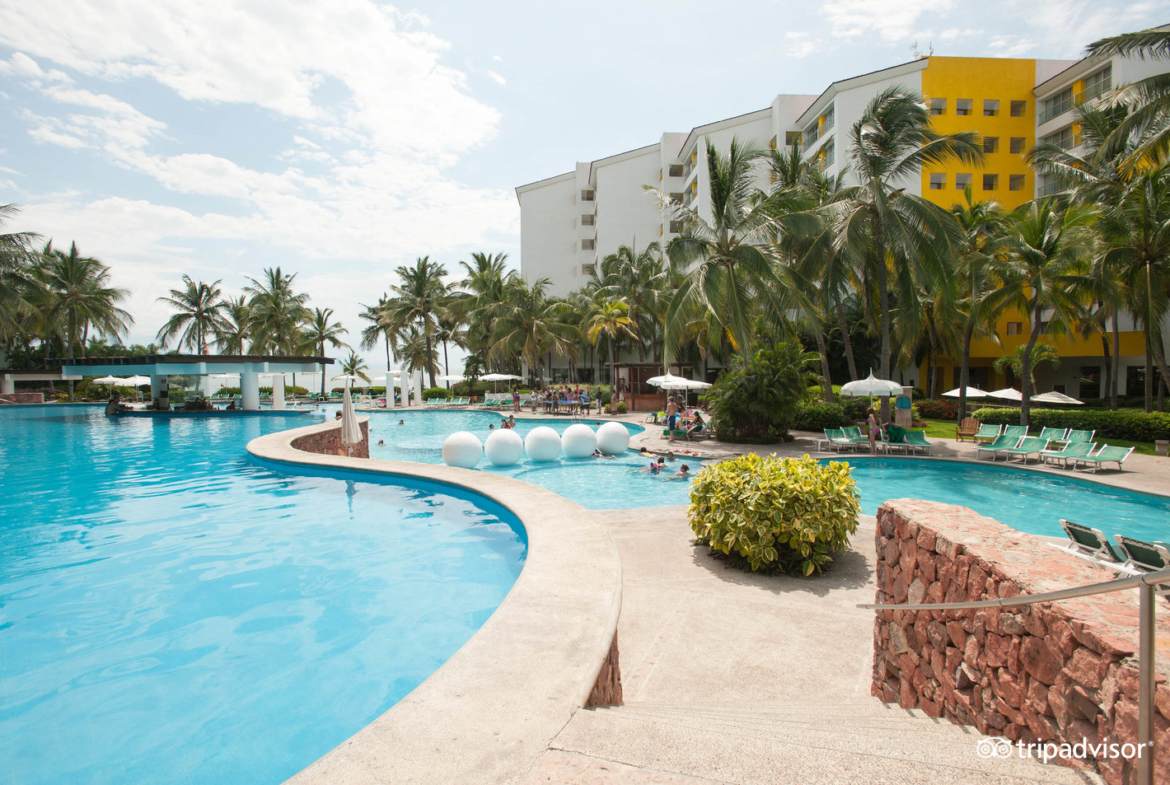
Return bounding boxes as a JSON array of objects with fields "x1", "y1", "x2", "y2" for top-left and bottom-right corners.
[
  {"x1": 1065, "y1": 647, "x2": 1103, "y2": 690},
  {"x1": 993, "y1": 669, "x2": 1024, "y2": 709},
  {"x1": 1021, "y1": 637, "x2": 1061, "y2": 686},
  {"x1": 986, "y1": 633, "x2": 1010, "y2": 668},
  {"x1": 916, "y1": 527, "x2": 936, "y2": 552},
  {"x1": 946, "y1": 621, "x2": 967, "y2": 650},
  {"x1": 907, "y1": 577, "x2": 926, "y2": 606},
  {"x1": 1026, "y1": 678, "x2": 1050, "y2": 715}
]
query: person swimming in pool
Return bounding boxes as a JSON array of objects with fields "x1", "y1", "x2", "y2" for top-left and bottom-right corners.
[
  {"x1": 592, "y1": 449, "x2": 615, "y2": 459},
  {"x1": 673, "y1": 464, "x2": 691, "y2": 478},
  {"x1": 398, "y1": 419, "x2": 405, "y2": 425}
]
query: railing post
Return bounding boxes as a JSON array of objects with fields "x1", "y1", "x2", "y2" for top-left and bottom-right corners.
[{"x1": 1139, "y1": 583, "x2": 1155, "y2": 785}]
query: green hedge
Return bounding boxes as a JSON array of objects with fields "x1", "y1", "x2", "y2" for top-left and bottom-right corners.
[
  {"x1": 971, "y1": 407, "x2": 1170, "y2": 442},
  {"x1": 792, "y1": 401, "x2": 848, "y2": 431},
  {"x1": 422, "y1": 387, "x2": 452, "y2": 400},
  {"x1": 689, "y1": 453, "x2": 860, "y2": 575}
]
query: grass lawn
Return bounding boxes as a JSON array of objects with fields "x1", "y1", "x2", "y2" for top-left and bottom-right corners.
[{"x1": 914, "y1": 418, "x2": 1159, "y2": 456}]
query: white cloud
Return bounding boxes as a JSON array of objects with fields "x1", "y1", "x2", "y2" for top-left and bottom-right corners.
[
  {"x1": 782, "y1": 31, "x2": 820, "y2": 59},
  {"x1": 484, "y1": 69, "x2": 506, "y2": 86},
  {"x1": 0, "y1": 2, "x2": 519, "y2": 353},
  {"x1": 822, "y1": 0, "x2": 956, "y2": 43}
]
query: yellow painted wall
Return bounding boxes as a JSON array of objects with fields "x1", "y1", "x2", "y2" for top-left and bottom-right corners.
[{"x1": 920, "y1": 56, "x2": 1036, "y2": 213}]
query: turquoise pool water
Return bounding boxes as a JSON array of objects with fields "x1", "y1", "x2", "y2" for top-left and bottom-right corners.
[
  {"x1": 0, "y1": 406, "x2": 526, "y2": 785},
  {"x1": 363, "y1": 410, "x2": 1169, "y2": 539}
]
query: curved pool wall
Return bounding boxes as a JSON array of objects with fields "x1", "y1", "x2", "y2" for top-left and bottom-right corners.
[
  {"x1": 247, "y1": 418, "x2": 623, "y2": 785},
  {"x1": 0, "y1": 405, "x2": 535, "y2": 785}
]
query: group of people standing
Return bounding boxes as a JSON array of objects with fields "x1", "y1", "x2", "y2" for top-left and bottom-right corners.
[{"x1": 516, "y1": 385, "x2": 603, "y2": 415}]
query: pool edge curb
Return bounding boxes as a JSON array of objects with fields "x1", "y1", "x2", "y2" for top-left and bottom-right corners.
[{"x1": 246, "y1": 418, "x2": 624, "y2": 785}]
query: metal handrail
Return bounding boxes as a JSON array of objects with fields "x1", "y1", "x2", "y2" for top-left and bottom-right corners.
[{"x1": 860, "y1": 566, "x2": 1170, "y2": 785}]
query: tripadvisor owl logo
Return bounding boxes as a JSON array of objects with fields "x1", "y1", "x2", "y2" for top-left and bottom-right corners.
[{"x1": 976, "y1": 736, "x2": 1152, "y2": 764}]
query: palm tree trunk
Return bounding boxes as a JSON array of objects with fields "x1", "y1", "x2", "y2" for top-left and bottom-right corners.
[
  {"x1": 927, "y1": 327, "x2": 938, "y2": 399},
  {"x1": 1152, "y1": 328, "x2": 1170, "y2": 414},
  {"x1": 423, "y1": 331, "x2": 436, "y2": 388},
  {"x1": 1145, "y1": 343, "x2": 1154, "y2": 413},
  {"x1": 812, "y1": 326, "x2": 834, "y2": 403},
  {"x1": 608, "y1": 340, "x2": 616, "y2": 413},
  {"x1": 1099, "y1": 330, "x2": 1112, "y2": 406},
  {"x1": 957, "y1": 315, "x2": 977, "y2": 421},
  {"x1": 874, "y1": 235, "x2": 891, "y2": 421},
  {"x1": 443, "y1": 340, "x2": 450, "y2": 389},
  {"x1": 1020, "y1": 301, "x2": 1041, "y2": 428},
  {"x1": 834, "y1": 301, "x2": 858, "y2": 381},
  {"x1": 1111, "y1": 313, "x2": 1120, "y2": 411}
]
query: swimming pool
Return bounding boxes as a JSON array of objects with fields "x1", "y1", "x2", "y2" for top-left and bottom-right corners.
[
  {"x1": 0, "y1": 406, "x2": 526, "y2": 785},
  {"x1": 362, "y1": 410, "x2": 1170, "y2": 539}
]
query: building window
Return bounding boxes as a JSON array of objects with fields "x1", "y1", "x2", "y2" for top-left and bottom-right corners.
[
  {"x1": 1081, "y1": 65, "x2": 1112, "y2": 103},
  {"x1": 983, "y1": 99, "x2": 1000, "y2": 117},
  {"x1": 822, "y1": 108, "x2": 835, "y2": 131},
  {"x1": 820, "y1": 138, "x2": 835, "y2": 168},
  {"x1": 955, "y1": 99, "x2": 973, "y2": 116},
  {"x1": 929, "y1": 173, "x2": 946, "y2": 190},
  {"x1": 668, "y1": 164, "x2": 683, "y2": 178},
  {"x1": 983, "y1": 174, "x2": 999, "y2": 191},
  {"x1": 1006, "y1": 321, "x2": 1022, "y2": 336},
  {"x1": 1009, "y1": 174, "x2": 1025, "y2": 191},
  {"x1": 983, "y1": 136, "x2": 999, "y2": 154},
  {"x1": 669, "y1": 192, "x2": 684, "y2": 203},
  {"x1": 1043, "y1": 126, "x2": 1074, "y2": 151},
  {"x1": 804, "y1": 121, "x2": 819, "y2": 146},
  {"x1": 785, "y1": 131, "x2": 801, "y2": 147},
  {"x1": 669, "y1": 220, "x2": 683, "y2": 233},
  {"x1": 582, "y1": 263, "x2": 596, "y2": 277},
  {"x1": 1010, "y1": 100, "x2": 1027, "y2": 117},
  {"x1": 581, "y1": 214, "x2": 595, "y2": 226},
  {"x1": 1010, "y1": 137, "x2": 1026, "y2": 154},
  {"x1": 1040, "y1": 87, "x2": 1073, "y2": 124},
  {"x1": 930, "y1": 98, "x2": 946, "y2": 115},
  {"x1": 1080, "y1": 366, "x2": 1102, "y2": 398},
  {"x1": 581, "y1": 239, "x2": 595, "y2": 250},
  {"x1": 955, "y1": 173, "x2": 972, "y2": 190},
  {"x1": 581, "y1": 189, "x2": 595, "y2": 202}
]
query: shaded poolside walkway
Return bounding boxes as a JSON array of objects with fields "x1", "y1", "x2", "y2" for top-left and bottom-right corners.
[{"x1": 521, "y1": 508, "x2": 1102, "y2": 785}]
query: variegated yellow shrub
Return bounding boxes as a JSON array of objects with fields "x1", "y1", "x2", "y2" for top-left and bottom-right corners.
[{"x1": 688, "y1": 453, "x2": 860, "y2": 575}]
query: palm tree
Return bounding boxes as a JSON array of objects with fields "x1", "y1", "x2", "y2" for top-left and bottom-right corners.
[
  {"x1": 1086, "y1": 28, "x2": 1170, "y2": 167},
  {"x1": 583, "y1": 298, "x2": 637, "y2": 411},
  {"x1": 299, "y1": 307, "x2": 349, "y2": 396},
  {"x1": 950, "y1": 189, "x2": 1009, "y2": 419},
  {"x1": 993, "y1": 344, "x2": 1063, "y2": 391},
  {"x1": 216, "y1": 295, "x2": 251, "y2": 355},
  {"x1": 387, "y1": 256, "x2": 449, "y2": 387},
  {"x1": 452, "y1": 251, "x2": 516, "y2": 371},
  {"x1": 340, "y1": 351, "x2": 371, "y2": 385},
  {"x1": 358, "y1": 295, "x2": 401, "y2": 372},
  {"x1": 650, "y1": 137, "x2": 789, "y2": 362},
  {"x1": 244, "y1": 267, "x2": 310, "y2": 354},
  {"x1": 490, "y1": 277, "x2": 576, "y2": 384},
  {"x1": 398, "y1": 326, "x2": 439, "y2": 379},
  {"x1": 436, "y1": 308, "x2": 467, "y2": 386},
  {"x1": 998, "y1": 200, "x2": 1095, "y2": 426},
  {"x1": 596, "y1": 241, "x2": 668, "y2": 360},
  {"x1": 155, "y1": 275, "x2": 227, "y2": 353},
  {"x1": 830, "y1": 88, "x2": 983, "y2": 414},
  {"x1": 0, "y1": 204, "x2": 40, "y2": 352}
]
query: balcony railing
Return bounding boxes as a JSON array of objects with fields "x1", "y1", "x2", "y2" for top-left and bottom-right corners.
[
  {"x1": 860, "y1": 566, "x2": 1170, "y2": 785},
  {"x1": 1039, "y1": 180, "x2": 1065, "y2": 197},
  {"x1": 804, "y1": 126, "x2": 820, "y2": 147},
  {"x1": 1039, "y1": 96, "x2": 1073, "y2": 124},
  {"x1": 1076, "y1": 78, "x2": 1111, "y2": 106}
]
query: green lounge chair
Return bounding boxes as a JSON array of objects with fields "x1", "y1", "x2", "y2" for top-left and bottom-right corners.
[
  {"x1": 903, "y1": 430, "x2": 933, "y2": 455},
  {"x1": 1002, "y1": 436, "x2": 1048, "y2": 464},
  {"x1": 841, "y1": 426, "x2": 870, "y2": 445},
  {"x1": 880, "y1": 427, "x2": 911, "y2": 455},
  {"x1": 1040, "y1": 440, "x2": 1095, "y2": 468},
  {"x1": 1047, "y1": 519, "x2": 1128, "y2": 570},
  {"x1": 1072, "y1": 445, "x2": 1135, "y2": 473},
  {"x1": 972, "y1": 423, "x2": 1002, "y2": 444},
  {"x1": 974, "y1": 434, "x2": 1022, "y2": 460},
  {"x1": 1064, "y1": 429, "x2": 1095, "y2": 444},
  {"x1": 819, "y1": 428, "x2": 859, "y2": 453},
  {"x1": 1003, "y1": 425, "x2": 1028, "y2": 439},
  {"x1": 1114, "y1": 535, "x2": 1170, "y2": 575},
  {"x1": 1038, "y1": 426, "x2": 1069, "y2": 442}
]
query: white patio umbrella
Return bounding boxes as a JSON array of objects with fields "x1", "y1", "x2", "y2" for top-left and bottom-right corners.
[
  {"x1": 480, "y1": 373, "x2": 521, "y2": 381},
  {"x1": 340, "y1": 385, "x2": 363, "y2": 456},
  {"x1": 840, "y1": 372, "x2": 904, "y2": 397},
  {"x1": 331, "y1": 374, "x2": 367, "y2": 387},
  {"x1": 123, "y1": 375, "x2": 152, "y2": 401},
  {"x1": 437, "y1": 374, "x2": 465, "y2": 383},
  {"x1": 987, "y1": 387, "x2": 1023, "y2": 401},
  {"x1": 1031, "y1": 390, "x2": 1084, "y2": 405},
  {"x1": 92, "y1": 376, "x2": 125, "y2": 398},
  {"x1": 941, "y1": 387, "x2": 988, "y2": 399}
]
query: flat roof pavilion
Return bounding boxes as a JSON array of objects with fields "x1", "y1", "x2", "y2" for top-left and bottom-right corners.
[{"x1": 46, "y1": 354, "x2": 335, "y2": 411}]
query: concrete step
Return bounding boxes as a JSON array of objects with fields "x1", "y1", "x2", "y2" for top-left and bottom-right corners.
[{"x1": 546, "y1": 699, "x2": 1102, "y2": 785}]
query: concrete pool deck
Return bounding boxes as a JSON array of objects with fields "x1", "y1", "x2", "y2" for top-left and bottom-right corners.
[{"x1": 261, "y1": 411, "x2": 1163, "y2": 784}]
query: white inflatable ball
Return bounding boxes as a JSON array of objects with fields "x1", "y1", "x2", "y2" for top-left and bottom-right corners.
[
  {"x1": 484, "y1": 429, "x2": 524, "y2": 466},
  {"x1": 442, "y1": 431, "x2": 482, "y2": 469},
  {"x1": 524, "y1": 426, "x2": 562, "y2": 462},
  {"x1": 561, "y1": 423, "x2": 598, "y2": 458},
  {"x1": 596, "y1": 421, "x2": 630, "y2": 455}
]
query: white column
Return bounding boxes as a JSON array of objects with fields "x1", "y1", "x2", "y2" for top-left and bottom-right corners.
[
  {"x1": 413, "y1": 370, "x2": 423, "y2": 405},
  {"x1": 150, "y1": 375, "x2": 169, "y2": 410},
  {"x1": 241, "y1": 366, "x2": 260, "y2": 411},
  {"x1": 1, "y1": 375, "x2": 14, "y2": 394},
  {"x1": 272, "y1": 375, "x2": 285, "y2": 410},
  {"x1": 385, "y1": 372, "x2": 395, "y2": 407}
]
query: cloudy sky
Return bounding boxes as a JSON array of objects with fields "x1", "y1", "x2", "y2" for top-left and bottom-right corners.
[{"x1": 1, "y1": 0, "x2": 1166, "y2": 368}]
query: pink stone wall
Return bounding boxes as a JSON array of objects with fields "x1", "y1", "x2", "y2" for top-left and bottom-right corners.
[
  {"x1": 0, "y1": 393, "x2": 45, "y2": 404},
  {"x1": 873, "y1": 499, "x2": 1170, "y2": 785},
  {"x1": 291, "y1": 421, "x2": 369, "y2": 459}
]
